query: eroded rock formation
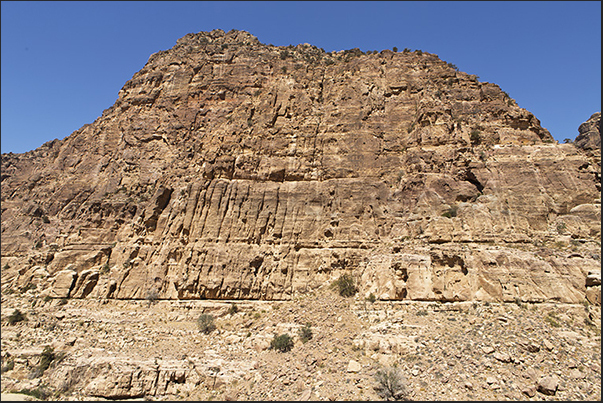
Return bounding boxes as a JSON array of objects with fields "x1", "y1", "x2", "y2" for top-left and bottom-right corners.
[
  {"x1": 575, "y1": 112, "x2": 601, "y2": 152},
  {"x1": 1, "y1": 29, "x2": 600, "y2": 304}
]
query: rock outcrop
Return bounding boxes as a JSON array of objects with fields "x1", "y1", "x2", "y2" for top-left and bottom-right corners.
[
  {"x1": 1, "y1": 29, "x2": 600, "y2": 304},
  {"x1": 574, "y1": 112, "x2": 601, "y2": 151}
]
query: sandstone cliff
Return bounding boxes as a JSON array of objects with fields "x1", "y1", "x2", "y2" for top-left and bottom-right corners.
[
  {"x1": 1, "y1": 29, "x2": 600, "y2": 304},
  {"x1": 575, "y1": 112, "x2": 601, "y2": 152}
]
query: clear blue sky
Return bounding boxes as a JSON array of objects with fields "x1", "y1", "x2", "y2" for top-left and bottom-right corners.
[{"x1": 1, "y1": 1, "x2": 601, "y2": 154}]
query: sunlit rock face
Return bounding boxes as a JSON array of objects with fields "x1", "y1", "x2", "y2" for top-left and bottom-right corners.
[
  {"x1": 574, "y1": 112, "x2": 601, "y2": 151},
  {"x1": 1, "y1": 29, "x2": 600, "y2": 304}
]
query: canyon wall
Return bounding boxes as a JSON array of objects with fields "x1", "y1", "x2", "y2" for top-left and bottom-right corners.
[{"x1": 1, "y1": 30, "x2": 600, "y2": 303}]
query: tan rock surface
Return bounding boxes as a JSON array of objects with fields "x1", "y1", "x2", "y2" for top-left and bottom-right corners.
[
  {"x1": 1, "y1": 29, "x2": 600, "y2": 305},
  {"x1": 0, "y1": 393, "x2": 40, "y2": 401},
  {"x1": 1, "y1": 287, "x2": 600, "y2": 400},
  {"x1": 574, "y1": 112, "x2": 601, "y2": 151}
]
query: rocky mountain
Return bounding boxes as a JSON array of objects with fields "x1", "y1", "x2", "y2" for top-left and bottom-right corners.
[
  {"x1": 1, "y1": 29, "x2": 600, "y2": 305},
  {"x1": 1, "y1": 29, "x2": 600, "y2": 402}
]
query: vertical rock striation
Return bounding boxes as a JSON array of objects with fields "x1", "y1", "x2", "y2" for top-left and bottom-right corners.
[{"x1": 1, "y1": 29, "x2": 600, "y2": 304}]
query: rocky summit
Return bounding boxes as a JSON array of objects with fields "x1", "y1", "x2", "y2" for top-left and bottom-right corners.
[{"x1": 1, "y1": 29, "x2": 600, "y2": 401}]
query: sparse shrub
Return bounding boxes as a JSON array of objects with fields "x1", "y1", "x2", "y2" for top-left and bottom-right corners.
[
  {"x1": 396, "y1": 170, "x2": 404, "y2": 182},
  {"x1": 392, "y1": 46, "x2": 398, "y2": 52},
  {"x1": 7, "y1": 309, "x2": 26, "y2": 325},
  {"x1": 330, "y1": 273, "x2": 358, "y2": 297},
  {"x1": 406, "y1": 122, "x2": 415, "y2": 133},
  {"x1": 253, "y1": 312, "x2": 261, "y2": 319},
  {"x1": 416, "y1": 310, "x2": 428, "y2": 316},
  {"x1": 270, "y1": 333, "x2": 294, "y2": 352},
  {"x1": 584, "y1": 317, "x2": 601, "y2": 336},
  {"x1": 556, "y1": 222, "x2": 567, "y2": 234},
  {"x1": 17, "y1": 387, "x2": 51, "y2": 400},
  {"x1": 299, "y1": 323, "x2": 313, "y2": 343},
  {"x1": 145, "y1": 289, "x2": 159, "y2": 305},
  {"x1": 1, "y1": 358, "x2": 14, "y2": 373},
  {"x1": 545, "y1": 312, "x2": 561, "y2": 328},
  {"x1": 197, "y1": 313, "x2": 216, "y2": 334},
  {"x1": 228, "y1": 303, "x2": 238, "y2": 315},
  {"x1": 441, "y1": 205, "x2": 458, "y2": 218},
  {"x1": 470, "y1": 130, "x2": 481, "y2": 145},
  {"x1": 21, "y1": 283, "x2": 37, "y2": 293},
  {"x1": 280, "y1": 50, "x2": 289, "y2": 60},
  {"x1": 29, "y1": 346, "x2": 54, "y2": 378},
  {"x1": 342, "y1": 47, "x2": 364, "y2": 61},
  {"x1": 100, "y1": 263, "x2": 110, "y2": 275},
  {"x1": 38, "y1": 346, "x2": 55, "y2": 373},
  {"x1": 367, "y1": 293, "x2": 377, "y2": 303},
  {"x1": 58, "y1": 298, "x2": 68, "y2": 306},
  {"x1": 374, "y1": 365, "x2": 408, "y2": 400},
  {"x1": 43, "y1": 295, "x2": 52, "y2": 303}
]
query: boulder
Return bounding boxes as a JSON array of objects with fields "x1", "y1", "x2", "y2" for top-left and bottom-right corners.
[
  {"x1": 47, "y1": 269, "x2": 78, "y2": 298},
  {"x1": 346, "y1": 360, "x2": 362, "y2": 373},
  {"x1": 537, "y1": 375, "x2": 559, "y2": 396}
]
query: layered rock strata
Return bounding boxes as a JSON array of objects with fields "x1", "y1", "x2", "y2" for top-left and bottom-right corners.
[{"x1": 1, "y1": 29, "x2": 600, "y2": 303}]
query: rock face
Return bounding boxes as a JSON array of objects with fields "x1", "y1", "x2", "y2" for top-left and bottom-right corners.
[
  {"x1": 1, "y1": 29, "x2": 601, "y2": 304},
  {"x1": 574, "y1": 112, "x2": 601, "y2": 151}
]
